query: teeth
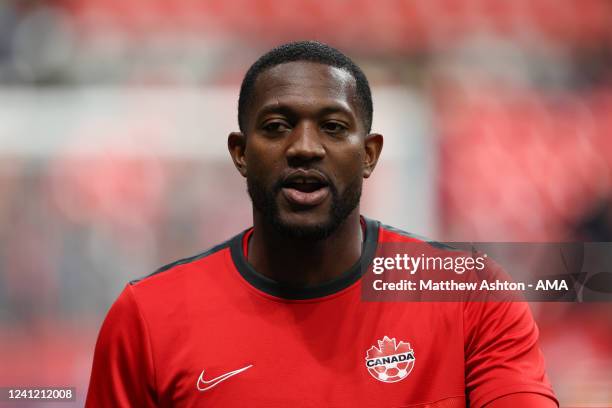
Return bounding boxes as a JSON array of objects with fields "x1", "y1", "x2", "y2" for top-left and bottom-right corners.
[{"x1": 292, "y1": 178, "x2": 318, "y2": 184}]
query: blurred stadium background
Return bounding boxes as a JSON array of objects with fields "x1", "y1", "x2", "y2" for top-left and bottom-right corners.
[{"x1": 0, "y1": 0, "x2": 611, "y2": 406}]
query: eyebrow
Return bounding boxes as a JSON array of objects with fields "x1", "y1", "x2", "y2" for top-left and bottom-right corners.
[{"x1": 255, "y1": 102, "x2": 355, "y2": 122}]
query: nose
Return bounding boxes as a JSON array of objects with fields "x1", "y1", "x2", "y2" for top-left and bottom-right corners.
[{"x1": 286, "y1": 122, "x2": 325, "y2": 166}]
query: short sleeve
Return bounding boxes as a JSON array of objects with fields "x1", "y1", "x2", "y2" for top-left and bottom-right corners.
[
  {"x1": 86, "y1": 285, "x2": 157, "y2": 407},
  {"x1": 463, "y1": 299, "x2": 558, "y2": 407}
]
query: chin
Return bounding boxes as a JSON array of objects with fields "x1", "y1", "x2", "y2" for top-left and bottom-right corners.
[{"x1": 272, "y1": 213, "x2": 339, "y2": 241}]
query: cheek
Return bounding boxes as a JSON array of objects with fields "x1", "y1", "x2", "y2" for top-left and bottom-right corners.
[
  {"x1": 345, "y1": 140, "x2": 366, "y2": 169},
  {"x1": 245, "y1": 141, "x2": 284, "y2": 180},
  {"x1": 331, "y1": 146, "x2": 365, "y2": 184}
]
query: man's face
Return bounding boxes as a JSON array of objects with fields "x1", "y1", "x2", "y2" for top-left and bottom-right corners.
[{"x1": 232, "y1": 61, "x2": 379, "y2": 240}]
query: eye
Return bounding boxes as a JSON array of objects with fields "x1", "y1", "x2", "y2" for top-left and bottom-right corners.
[
  {"x1": 262, "y1": 120, "x2": 291, "y2": 133},
  {"x1": 322, "y1": 121, "x2": 348, "y2": 135}
]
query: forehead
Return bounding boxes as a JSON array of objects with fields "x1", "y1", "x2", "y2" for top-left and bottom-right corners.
[{"x1": 250, "y1": 61, "x2": 358, "y2": 116}]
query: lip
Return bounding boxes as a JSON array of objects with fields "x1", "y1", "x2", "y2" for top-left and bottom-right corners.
[
  {"x1": 282, "y1": 185, "x2": 330, "y2": 207},
  {"x1": 282, "y1": 169, "x2": 328, "y2": 186},
  {"x1": 280, "y1": 170, "x2": 331, "y2": 208}
]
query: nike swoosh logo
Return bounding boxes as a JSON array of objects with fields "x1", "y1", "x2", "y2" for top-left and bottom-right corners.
[{"x1": 196, "y1": 364, "x2": 253, "y2": 392}]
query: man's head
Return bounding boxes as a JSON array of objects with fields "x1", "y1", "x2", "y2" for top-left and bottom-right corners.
[
  {"x1": 238, "y1": 41, "x2": 373, "y2": 134},
  {"x1": 228, "y1": 41, "x2": 383, "y2": 240}
]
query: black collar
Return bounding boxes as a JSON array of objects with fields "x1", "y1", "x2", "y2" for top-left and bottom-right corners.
[{"x1": 230, "y1": 217, "x2": 380, "y2": 300}]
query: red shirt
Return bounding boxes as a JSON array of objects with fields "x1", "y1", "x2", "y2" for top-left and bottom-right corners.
[{"x1": 86, "y1": 217, "x2": 557, "y2": 407}]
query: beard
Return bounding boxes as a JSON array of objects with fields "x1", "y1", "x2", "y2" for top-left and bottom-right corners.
[{"x1": 247, "y1": 175, "x2": 362, "y2": 241}]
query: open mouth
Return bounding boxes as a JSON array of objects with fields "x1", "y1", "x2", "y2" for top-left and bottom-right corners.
[{"x1": 281, "y1": 173, "x2": 331, "y2": 207}]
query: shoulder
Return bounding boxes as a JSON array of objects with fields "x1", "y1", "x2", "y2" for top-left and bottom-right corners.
[
  {"x1": 119, "y1": 232, "x2": 249, "y2": 319},
  {"x1": 377, "y1": 220, "x2": 457, "y2": 252}
]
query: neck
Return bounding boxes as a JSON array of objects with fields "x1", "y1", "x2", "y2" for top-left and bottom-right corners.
[{"x1": 248, "y1": 210, "x2": 363, "y2": 287}]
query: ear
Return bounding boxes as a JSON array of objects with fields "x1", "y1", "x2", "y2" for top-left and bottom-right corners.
[
  {"x1": 363, "y1": 133, "x2": 383, "y2": 178},
  {"x1": 228, "y1": 132, "x2": 247, "y2": 177}
]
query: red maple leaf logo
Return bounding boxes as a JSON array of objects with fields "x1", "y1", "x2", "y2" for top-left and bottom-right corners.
[{"x1": 366, "y1": 336, "x2": 412, "y2": 359}]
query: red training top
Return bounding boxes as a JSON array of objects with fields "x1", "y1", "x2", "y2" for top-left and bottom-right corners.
[{"x1": 86, "y1": 217, "x2": 557, "y2": 407}]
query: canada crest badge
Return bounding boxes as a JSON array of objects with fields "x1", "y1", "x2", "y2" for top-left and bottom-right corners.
[{"x1": 365, "y1": 336, "x2": 415, "y2": 383}]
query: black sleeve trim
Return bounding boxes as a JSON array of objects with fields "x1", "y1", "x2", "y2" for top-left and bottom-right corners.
[
  {"x1": 380, "y1": 223, "x2": 461, "y2": 252},
  {"x1": 129, "y1": 239, "x2": 233, "y2": 285}
]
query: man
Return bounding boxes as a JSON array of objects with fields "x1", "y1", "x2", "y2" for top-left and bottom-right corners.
[{"x1": 86, "y1": 41, "x2": 558, "y2": 407}]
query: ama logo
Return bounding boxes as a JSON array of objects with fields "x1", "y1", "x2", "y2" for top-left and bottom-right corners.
[{"x1": 365, "y1": 336, "x2": 415, "y2": 383}]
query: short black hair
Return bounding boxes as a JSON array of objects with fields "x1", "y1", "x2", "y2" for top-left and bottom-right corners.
[{"x1": 238, "y1": 41, "x2": 373, "y2": 133}]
